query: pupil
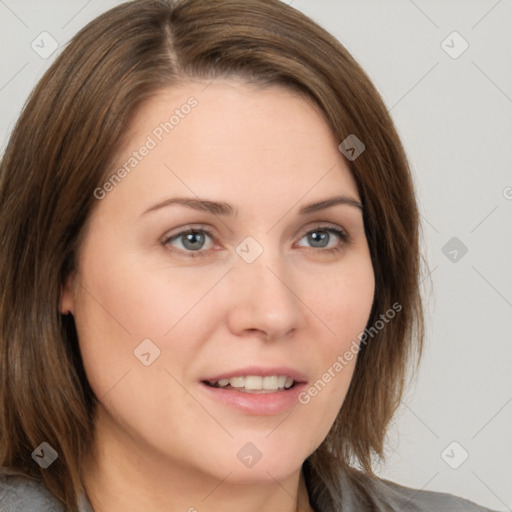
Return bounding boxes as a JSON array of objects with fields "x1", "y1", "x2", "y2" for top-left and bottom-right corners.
[
  {"x1": 309, "y1": 231, "x2": 328, "y2": 248},
  {"x1": 184, "y1": 232, "x2": 204, "y2": 250}
]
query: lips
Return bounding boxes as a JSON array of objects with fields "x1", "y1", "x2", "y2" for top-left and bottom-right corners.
[{"x1": 199, "y1": 366, "x2": 308, "y2": 413}]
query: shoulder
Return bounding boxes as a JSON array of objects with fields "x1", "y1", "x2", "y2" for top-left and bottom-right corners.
[
  {"x1": 0, "y1": 473, "x2": 64, "y2": 512},
  {"x1": 371, "y1": 476, "x2": 497, "y2": 512},
  {"x1": 305, "y1": 461, "x2": 499, "y2": 512}
]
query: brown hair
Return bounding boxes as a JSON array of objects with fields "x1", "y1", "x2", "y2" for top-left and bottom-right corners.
[{"x1": 0, "y1": 0, "x2": 423, "y2": 510}]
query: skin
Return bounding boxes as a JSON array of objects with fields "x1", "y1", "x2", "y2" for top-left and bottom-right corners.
[{"x1": 61, "y1": 80, "x2": 375, "y2": 512}]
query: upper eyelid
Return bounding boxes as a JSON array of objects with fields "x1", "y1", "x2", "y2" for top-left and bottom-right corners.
[{"x1": 161, "y1": 224, "x2": 216, "y2": 243}]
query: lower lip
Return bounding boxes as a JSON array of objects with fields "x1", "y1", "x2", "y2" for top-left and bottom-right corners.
[{"x1": 199, "y1": 382, "x2": 307, "y2": 415}]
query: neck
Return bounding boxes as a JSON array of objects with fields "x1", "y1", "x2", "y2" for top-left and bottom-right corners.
[{"x1": 82, "y1": 406, "x2": 314, "y2": 512}]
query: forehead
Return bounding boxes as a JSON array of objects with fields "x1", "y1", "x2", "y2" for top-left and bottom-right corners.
[{"x1": 100, "y1": 80, "x2": 359, "y2": 218}]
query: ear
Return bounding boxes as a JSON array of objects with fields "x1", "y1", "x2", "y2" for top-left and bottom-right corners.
[{"x1": 60, "y1": 274, "x2": 76, "y2": 315}]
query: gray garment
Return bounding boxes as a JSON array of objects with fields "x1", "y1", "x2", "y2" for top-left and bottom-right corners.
[
  {"x1": 0, "y1": 472, "x2": 498, "y2": 511},
  {"x1": 0, "y1": 474, "x2": 92, "y2": 512}
]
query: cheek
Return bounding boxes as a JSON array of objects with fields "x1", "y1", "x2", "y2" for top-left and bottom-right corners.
[
  {"x1": 313, "y1": 252, "x2": 375, "y2": 339},
  {"x1": 72, "y1": 249, "x2": 229, "y2": 399},
  {"x1": 74, "y1": 250, "x2": 220, "y2": 340},
  {"x1": 71, "y1": 258, "x2": 220, "y2": 450},
  {"x1": 297, "y1": 255, "x2": 374, "y2": 433}
]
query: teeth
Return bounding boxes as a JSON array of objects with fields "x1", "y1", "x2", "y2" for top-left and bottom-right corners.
[
  {"x1": 263, "y1": 376, "x2": 278, "y2": 389},
  {"x1": 212, "y1": 375, "x2": 295, "y2": 391},
  {"x1": 229, "y1": 376, "x2": 245, "y2": 388},
  {"x1": 244, "y1": 376, "x2": 263, "y2": 390}
]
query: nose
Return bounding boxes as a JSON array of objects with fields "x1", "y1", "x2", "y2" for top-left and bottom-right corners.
[{"x1": 226, "y1": 253, "x2": 306, "y2": 341}]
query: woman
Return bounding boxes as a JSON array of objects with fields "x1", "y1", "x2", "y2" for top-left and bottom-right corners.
[{"x1": 0, "y1": 0, "x2": 497, "y2": 511}]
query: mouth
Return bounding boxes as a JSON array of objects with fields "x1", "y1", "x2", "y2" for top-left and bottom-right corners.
[
  {"x1": 199, "y1": 367, "x2": 307, "y2": 414},
  {"x1": 202, "y1": 375, "x2": 297, "y2": 394}
]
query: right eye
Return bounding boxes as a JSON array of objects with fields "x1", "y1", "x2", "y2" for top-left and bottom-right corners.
[{"x1": 162, "y1": 228, "x2": 216, "y2": 257}]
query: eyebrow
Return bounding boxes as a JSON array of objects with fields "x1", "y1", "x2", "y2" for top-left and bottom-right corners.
[{"x1": 142, "y1": 194, "x2": 363, "y2": 217}]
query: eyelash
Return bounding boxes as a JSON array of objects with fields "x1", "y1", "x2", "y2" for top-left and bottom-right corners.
[{"x1": 161, "y1": 225, "x2": 349, "y2": 259}]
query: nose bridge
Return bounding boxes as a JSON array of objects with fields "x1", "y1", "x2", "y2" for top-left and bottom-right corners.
[
  {"x1": 243, "y1": 257, "x2": 290, "y2": 301},
  {"x1": 227, "y1": 238, "x2": 305, "y2": 338}
]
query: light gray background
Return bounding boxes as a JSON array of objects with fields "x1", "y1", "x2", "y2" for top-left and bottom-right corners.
[{"x1": 1, "y1": 1, "x2": 511, "y2": 510}]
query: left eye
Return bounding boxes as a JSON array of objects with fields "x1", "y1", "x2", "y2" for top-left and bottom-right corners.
[{"x1": 296, "y1": 227, "x2": 347, "y2": 250}]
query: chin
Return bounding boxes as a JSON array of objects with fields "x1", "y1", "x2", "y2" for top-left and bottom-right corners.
[{"x1": 190, "y1": 430, "x2": 317, "y2": 484}]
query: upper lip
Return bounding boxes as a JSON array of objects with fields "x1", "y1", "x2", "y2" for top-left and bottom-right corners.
[{"x1": 201, "y1": 366, "x2": 308, "y2": 383}]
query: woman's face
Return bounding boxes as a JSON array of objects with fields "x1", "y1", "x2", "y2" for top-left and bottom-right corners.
[{"x1": 63, "y1": 80, "x2": 375, "y2": 483}]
